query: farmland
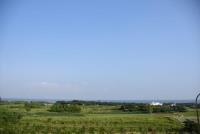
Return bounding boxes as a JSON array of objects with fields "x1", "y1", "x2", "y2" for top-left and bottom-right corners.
[{"x1": 0, "y1": 100, "x2": 198, "y2": 134}]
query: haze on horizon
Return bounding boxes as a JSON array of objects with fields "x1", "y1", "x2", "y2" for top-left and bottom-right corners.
[{"x1": 0, "y1": 0, "x2": 200, "y2": 100}]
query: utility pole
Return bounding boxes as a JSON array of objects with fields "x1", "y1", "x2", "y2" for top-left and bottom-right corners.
[{"x1": 195, "y1": 93, "x2": 200, "y2": 133}]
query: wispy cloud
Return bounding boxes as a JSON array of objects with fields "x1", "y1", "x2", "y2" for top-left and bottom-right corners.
[
  {"x1": 40, "y1": 81, "x2": 59, "y2": 88},
  {"x1": 31, "y1": 81, "x2": 89, "y2": 91}
]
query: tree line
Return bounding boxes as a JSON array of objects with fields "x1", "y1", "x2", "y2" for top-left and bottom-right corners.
[{"x1": 119, "y1": 103, "x2": 187, "y2": 113}]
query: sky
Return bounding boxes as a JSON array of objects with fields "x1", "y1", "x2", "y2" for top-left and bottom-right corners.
[{"x1": 0, "y1": 0, "x2": 200, "y2": 100}]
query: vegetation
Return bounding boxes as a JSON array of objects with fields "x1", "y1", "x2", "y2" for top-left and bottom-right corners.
[
  {"x1": 0, "y1": 109, "x2": 22, "y2": 124},
  {"x1": 182, "y1": 119, "x2": 199, "y2": 133},
  {"x1": 50, "y1": 101, "x2": 81, "y2": 112},
  {"x1": 119, "y1": 103, "x2": 187, "y2": 113},
  {"x1": 0, "y1": 108, "x2": 23, "y2": 134},
  {"x1": 0, "y1": 100, "x2": 198, "y2": 134}
]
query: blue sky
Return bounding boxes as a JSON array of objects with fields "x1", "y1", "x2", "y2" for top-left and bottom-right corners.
[{"x1": 0, "y1": 0, "x2": 200, "y2": 100}]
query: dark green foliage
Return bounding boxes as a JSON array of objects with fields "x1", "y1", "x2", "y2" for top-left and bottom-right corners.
[
  {"x1": 119, "y1": 103, "x2": 150, "y2": 113},
  {"x1": 50, "y1": 102, "x2": 81, "y2": 112},
  {"x1": 0, "y1": 100, "x2": 10, "y2": 105},
  {"x1": 175, "y1": 105, "x2": 187, "y2": 112},
  {"x1": 56, "y1": 100, "x2": 134, "y2": 106},
  {"x1": 24, "y1": 102, "x2": 31, "y2": 112},
  {"x1": 119, "y1": 127, "x2": 125, "y2": 134},
  {"x1": 88, "y1": 127, "x2": 95, "y2": 134},
  {"x1": 183, "y1": 119, "x2": 199, "y2": 134},
  {"x1": 119, "y1": 103, "x2": 187, "y2": 113},
  {"x1": 0, "y1": 109, "x2": 23, "y2": 134},
  {"x1": 25, "y1": 101, "x2": 45, "y2": 108},
  {"x1": 0, "y1": 109, "x2": 22, "y2": 124},
  {"x1": 99, "y1": 127, "x2": 105, "y2": 134},
  {"x1": 46, "y1": 118, "x2": 52, "y2": 123},
  {"x1": 153, "y1": 105, "x2": 187, "y2": 113},
  {"x1": 24, "y1": 101, "x2": 45, "y2": 112},
  {"x1": 80, "y1": 126, "x2": 86, "y2": 134}
]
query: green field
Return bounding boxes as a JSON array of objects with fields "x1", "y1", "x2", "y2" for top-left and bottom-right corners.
[{"x1": 0, "y1": 101, "x2": 197, "y2": 134}]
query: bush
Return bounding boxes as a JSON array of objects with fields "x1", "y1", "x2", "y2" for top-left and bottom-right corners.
[
  {"x1": 50, "y1": 102, "x2": 81, "y2": 113},
  {"x1": 183, "y1": 119, "x2": 199, "y2": 133}
]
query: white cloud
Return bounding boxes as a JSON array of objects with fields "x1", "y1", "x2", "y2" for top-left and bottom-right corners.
[
  {"x1": 40, "y1": 81, "x2": 59, "y2": 88},
  {"x1": 30, "y1": 81, "x2": 90, "y2": 91}
]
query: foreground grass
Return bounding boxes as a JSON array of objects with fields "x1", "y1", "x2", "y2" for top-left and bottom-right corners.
[{"x1": 1, "y1": 102, "x2": 196, "y2": 133}]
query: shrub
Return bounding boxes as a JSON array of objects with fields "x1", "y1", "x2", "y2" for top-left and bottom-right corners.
[
  {"x1": 183, "y1": 119, "x2": 199, "y2": 133},
  {"x1": 50, "y1": 102, "x2": 81, "y2": 113}
]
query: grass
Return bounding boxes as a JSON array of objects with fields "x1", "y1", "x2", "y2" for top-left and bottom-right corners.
[{"x1": 1, "y1": 102, "x2": 196, "y2": 133}]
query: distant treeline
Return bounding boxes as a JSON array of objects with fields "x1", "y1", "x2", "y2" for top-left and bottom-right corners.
[
  {"x1": 119, "y1": 103, "x2": 187, "y2": 113},
  {"x1": 48, "y1": 100, "x2": 189, "y2": 113},
  {"x1": 0, "y1": 99, "x2": 197, "y2": 106},
  {"x1": 0, "y1": 100, "x2": 49, "y2": 105},
  {"x1": 52, "y1": 100, "x2": 196, "y2": 106},
  {"x1": 55, "y1": 100, "x2": 126, "y2": 105},
  {"x1": 24, "y1": 101, "x2": 45, "y2": 108},
  {"x1": 0, "y1": 100, "x2": 197, "y2": 113}
]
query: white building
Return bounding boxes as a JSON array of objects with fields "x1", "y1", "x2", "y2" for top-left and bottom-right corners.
[
  {"x1": 150, "y1": 102, "x2": 163, "y2": 106},
  {"x1": 170, "y1": 103, "x2": 176, "y2": 106}
]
